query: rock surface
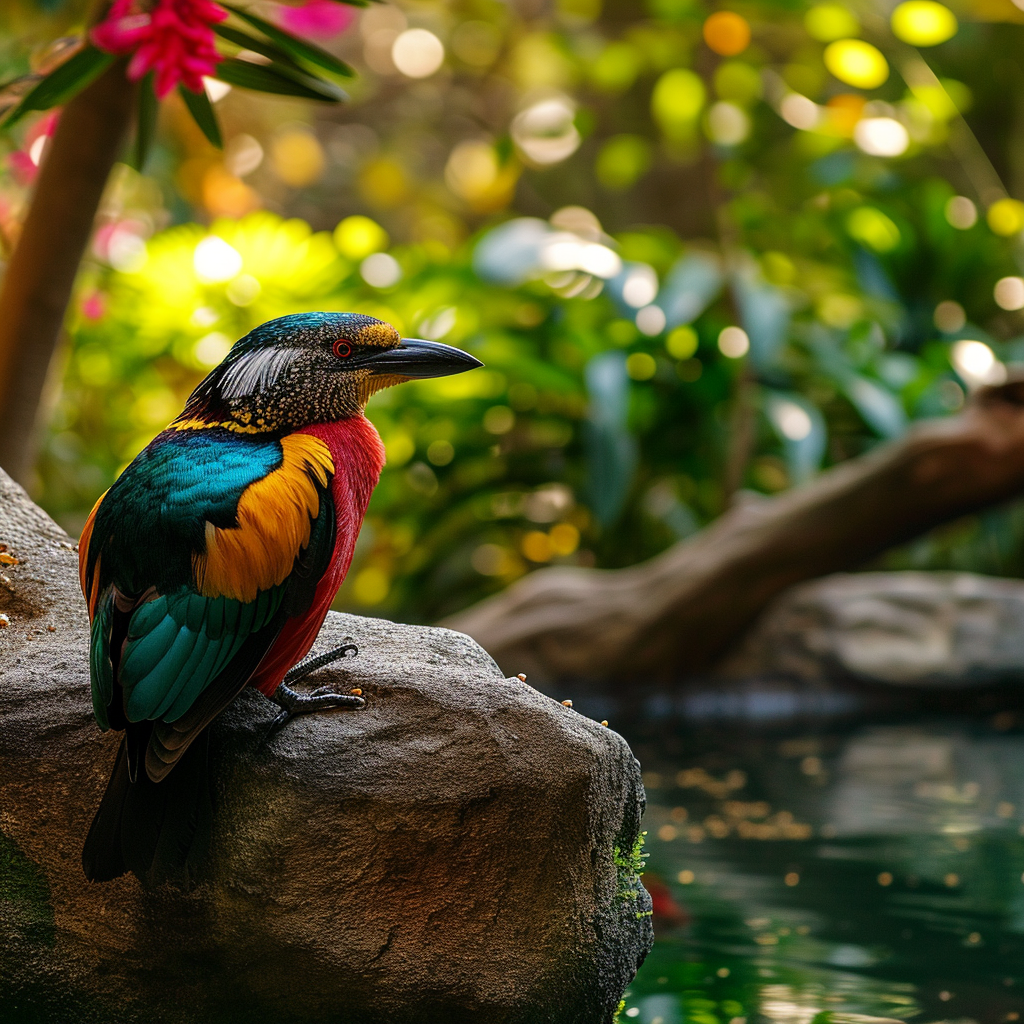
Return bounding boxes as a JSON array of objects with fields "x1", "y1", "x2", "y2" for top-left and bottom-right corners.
[
  {"x1": 717, "y1": 570, "x2": 1024, "y2": 687},
  {"x1": 0, "y1": 468, "x2": 652, "y2": 1024}
]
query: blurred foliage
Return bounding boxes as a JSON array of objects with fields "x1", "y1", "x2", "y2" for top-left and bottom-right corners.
[{"x1": 6, "y1": 0, "x2": 1024, "y2": 619}]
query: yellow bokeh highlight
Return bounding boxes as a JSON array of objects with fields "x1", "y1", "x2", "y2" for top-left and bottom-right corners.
[
  {"x1": 805, "y1": 4, "x2": 860, "y2": 42},
  {"x1": 512, "y1": 33, "x2": 574, "y2": 89},
  {"x1": 549, "y1": 522, "x2": 580, "y2": 556},
  {"x1": 703, "y1": 12, "x2": 751, "y2": 56},
  {"x1": 334, "y1": 216, "x2": 389, "y2": 260},
  {"x1": 352, "y1": 566, "x2": 390, "y2": 605},
  {"x1": 426, "y1": 439, "x2": 455, "y2": 465},
  {"x1": 444, "y1": 141, "x2": 520, "y2": 212},
  {"x1": 714, "y1": 61, "x2": 763, "y2": 105},
  {"x1": 987, "y1": 198, "x2": 1024, "y2": 237},
  {"x1": 383, "y1": 431, "x2": 415, "y2": 466},
  {"x1": 823, "y1": 39, "x2": 889, "y2": 89},
  {"x1": 891, "y1": 1, "x2": 957, "y2": 46},
  {"x1": 847, "y1": 207, "x2": 901, "y2": 252},
  {"x1": 626, "y1": 352, "x2": 657, "y2": 380},
  {"x1": 358, "y1": 158, "x2": 410, "y2": 209},
  {"x1": 522, "y1": 530, "x2": 553, "y2": 562},
  {"x1": 589, "y1": 41, "x2": 641, "y2": 94},
  {"x1": 666, "y1": 325, "x2": 698, "y2": 359},
  {"x1": 596, "y1": 134, "x2": 651, "y2": 190},
  {"x1": 651, "y1": 69, "x2": 706, "y2": 136},
  {"x1": 270, "y1": 130, "x2": 325, "y2": 188}
]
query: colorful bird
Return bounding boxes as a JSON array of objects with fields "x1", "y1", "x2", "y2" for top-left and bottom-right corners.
[{"x1": 79, "y1": 312, "x2": 481, "y2": 886}]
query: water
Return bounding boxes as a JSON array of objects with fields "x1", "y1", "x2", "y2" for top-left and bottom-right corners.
[{"x1": 609, "y1": 689, "x2": 1024, "y2": 1024}]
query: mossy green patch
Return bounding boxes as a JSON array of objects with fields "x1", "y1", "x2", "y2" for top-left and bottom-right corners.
[
  {"x1": 0, "y1": 830, "x2": 55, "y2": 948},
  {"x1": 613, "y1": 829, "x2": 648, "y2": 901}
]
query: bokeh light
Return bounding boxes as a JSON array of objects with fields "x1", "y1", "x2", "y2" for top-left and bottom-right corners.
[
  {"x1": 193, "y1": 331, "x2": 232, "y2": 367},
  {"x1": 360, "y1": 252, "x2": 402, "y2": 288},
  {"x1": 451, "y1": 20, "x2": 501, "y2": 67},
  {"x1": 702, "y1": 12, "x2": 751, "y2": 56},
  {"x1": 890, "y1": 1, "x2": 958, "y2": 46},
  {"x1": 846, "y1": 207, "x2": 901, "y2": 251},
  {"x1": 391, "y1": 28, "x2": 445, "y2": 78},
  {"x1": 824, "y1": 40, "x2": 889, "y2": 89},
  {"x1": 666, "y1": 326, "x2": 698, "y2": 360},
  {"x1": 596, "y1": 135, "x2": 651, "y2": 190},
  {"x1": 951, "y1": 339, "x2": 1006, "y2": 387},
  {"x1": 511, "y1": 97, "x2": 581, "y2": 166},
  {"x1": 652, "y1": 69, "x2": 706, "y2": 137},
  {"x1": 994, "y1": 277, "x2": 1024, "y2": 311},
  {"x1": 945, "y1": 195, "x2": 978, "y2": 229},
  {"x1": 621, "y1": 264, "x2": 659, "y2": 308},
  {"x1": 774, "y1": 401, "x2": 813, "y2": 440},
  {"x1": 718, "y1": 326, "x2": 750, "y2": 357},
  {"x1": 334, "y1": 216, "x2": 388, "y2": 260},
  {"x1": 444, "y1": 141, "x2": 515, "y2": 209},
  {"x1": 626, "y1": 352, "x2": 657, "y2": 380},
  {"x1": 270, "y1": 129, "x2": 325, "y2": 188},
  {"x1": 780, "y1": 93, "x2": 821, "y2": 130},
  {"x1": 854, "y1": 117, "x2": 910, "y2": 157},
  {"x1": 706, "y1": 102, "x2": 750, "y2": 145},
  {"x1": 987, "y1": 198, "x2": 1024, "y2": 237},
  {"x1": 933, "y1": 300, "x2": 966, "y2": 332},
  {"x1": 193, "y1": 236, "x2": 242, "y2": 283},
  {"x1": 636, "y1": 305, "x2": 666, "y2": 335},
  {"x1": 714, "y1": 61, "x2": 762, "y2": 105},
  {"x1": 804, "y1": 3, "x2": 860, "y2": 42},
  {"x1": 225, "y1": 134, "x2": 264, "y2": 178}
]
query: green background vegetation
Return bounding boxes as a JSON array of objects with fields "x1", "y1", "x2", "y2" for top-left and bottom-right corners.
[{"x1": 5, "y1": 0, "x2": 1024, "y2": 621}]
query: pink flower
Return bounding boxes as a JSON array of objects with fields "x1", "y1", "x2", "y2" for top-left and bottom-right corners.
[
  {"x1": 277, "y1": 1, "x2": 355, "y2": 40},
  {"x1": 6, "y1": 111, "x2": 61, "y2": 185},
  {"x1": 81, "y1": 291, "x2": 107, "y2": 322},
  {"x1": 7, "y1": 151, "x2": 38, "y2": 186},
  {"x1": 91, "y1": 0, "x2": 227, "y2": 99}
]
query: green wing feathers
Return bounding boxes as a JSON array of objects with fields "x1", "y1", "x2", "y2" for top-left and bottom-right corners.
[{"x1": 113, "y1": 588, "x2": 285, "y2": 723}]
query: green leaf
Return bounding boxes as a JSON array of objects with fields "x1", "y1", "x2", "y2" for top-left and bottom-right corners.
[
  {"x1": 178, "y1": 84, "x2": 222, "y2": 148},
  {"x1": 212, "y1": 58, "x2": 346, "y2": 102},
  {"x1": 4, "y1": 46, "x2": 114, "y2": 129},
  {"x1": 130, "y1": 75, "x2": 158, "y2": 170},
  {"x1": 221, "y1": 4, "x2": 355, "y2": 78},
  {"x1": 213, "y1": 24, "x2": 306, "y2": 74}
]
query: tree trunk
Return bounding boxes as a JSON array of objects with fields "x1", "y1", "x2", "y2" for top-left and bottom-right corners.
[
  {"x1": 0, "y1": 59, "x2": 134, "y2": 484},
  {"x1": 444, "y1": 380, "x2": 1024, "y2": 683}
]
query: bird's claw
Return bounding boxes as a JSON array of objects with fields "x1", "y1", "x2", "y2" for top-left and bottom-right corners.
[
  {"x1": 283, "y1": 640, "x2": 359, "y2": 684},
  {"x1": 264, "y1": 639, "x2": 364, "y2": 739},
  {"x1": 264, "y1": 684, "x2": 365, "y2": 737}
]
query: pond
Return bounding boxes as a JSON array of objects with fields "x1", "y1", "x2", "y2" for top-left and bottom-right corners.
[{"x1": 598, "y1": 682, "x2": 1024, "y2": 1024}]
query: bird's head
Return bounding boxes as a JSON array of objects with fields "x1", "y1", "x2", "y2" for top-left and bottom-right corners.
[{"x1": 180, "y1": 312, "x2": 482, "y2": 432}]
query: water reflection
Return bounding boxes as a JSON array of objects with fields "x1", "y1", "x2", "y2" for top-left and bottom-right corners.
[{"x1": 620, "y1": 713, "x2": 1024, "y2": 1023}]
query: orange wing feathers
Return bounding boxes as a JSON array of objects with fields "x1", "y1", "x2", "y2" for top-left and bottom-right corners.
[
  {"x1": 193, "y1": 433, "x2": 335, "y2": 603},
  {"x1": 79, "y1": 490, "x2": 107, "y2": 620}
]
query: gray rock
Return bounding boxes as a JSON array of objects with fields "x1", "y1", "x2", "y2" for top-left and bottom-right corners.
[
  {"x1": 718, "y1": 570, "x2": 1024, "y2": 687},
  {"x1": 0, "y1": 467, "x2": 652, "y2": 1024}
]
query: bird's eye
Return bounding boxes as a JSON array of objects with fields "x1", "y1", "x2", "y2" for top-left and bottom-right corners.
[{"x1": 332, "y1": 340, "x2": 353, "y2": 359}]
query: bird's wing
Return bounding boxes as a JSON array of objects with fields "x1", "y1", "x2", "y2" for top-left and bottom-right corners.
[{"x1": 79, "y1": 428, "x2": 337, "y2": 781}]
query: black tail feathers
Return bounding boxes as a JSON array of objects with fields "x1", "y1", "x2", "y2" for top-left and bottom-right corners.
[{"x1": 83, "y1": 726, "x2": 214, "y2": 889}]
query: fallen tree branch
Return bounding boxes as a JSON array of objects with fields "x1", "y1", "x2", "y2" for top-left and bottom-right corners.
[
  {"x1": 445, "y1": 381, "x2": 1024, "y2": 683},
  {"x1": 0, "y1": 57, "x2": 134, "y2": 483}
]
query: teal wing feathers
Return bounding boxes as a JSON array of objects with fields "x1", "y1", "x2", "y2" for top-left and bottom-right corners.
[{"x1": 118, "y1": 589, "x2": 285, "y2": 724}]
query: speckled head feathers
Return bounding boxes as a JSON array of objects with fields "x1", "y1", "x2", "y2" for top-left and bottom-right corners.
[{"x1": 177, "y1": 312, "x2": 481, "y2": 434}]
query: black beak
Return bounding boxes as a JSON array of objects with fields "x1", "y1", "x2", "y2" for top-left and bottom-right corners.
[{"x1": 362, "y1": 338, "x2": 483, "y2": 378}]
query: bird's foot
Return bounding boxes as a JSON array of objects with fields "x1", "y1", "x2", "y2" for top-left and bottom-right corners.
[
  {"x1": 284, "y1": 640, "x2": 359, "y2": 684},
  {"x1": 266, "y1": 640, "x2": 363, "y2": 735}
]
